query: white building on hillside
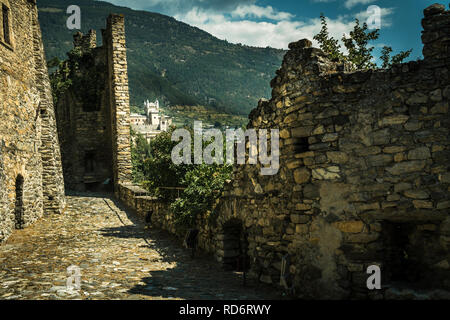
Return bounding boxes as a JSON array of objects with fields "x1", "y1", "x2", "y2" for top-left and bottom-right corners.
[{"x1": 130, "y1": 99, "x2": 173, "y2": 143}]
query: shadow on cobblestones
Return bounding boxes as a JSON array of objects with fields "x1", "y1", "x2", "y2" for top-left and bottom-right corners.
[
  {"x1": 0, "y1": 192, "x2": 282, "y2": 300},
  {"x1": 127, "y1": 227, "x2": 281, "y2": 299},
  {"x1": 99, "y1": 195, "x2": 281, "y2": 299}
]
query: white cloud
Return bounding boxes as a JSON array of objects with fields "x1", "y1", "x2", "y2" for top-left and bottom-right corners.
[
  {"x1": 103, "y1": 0, "x2": 394, "y2": 50},
  {"x1": 354, "y1": 7, "x2": 394, "y2": 28},
  {"x1": 176, "y1": 8, "x2": 358, "y2": 49},
  {"x1": 100, "y1": 0, "x2": 256, "y2": 15},
  {"x1": 344, "y1": 0, "x2": 377, "y2": 9},
  {"x1": 231, "y1": 4, "x2": 294, "y2": 21}
]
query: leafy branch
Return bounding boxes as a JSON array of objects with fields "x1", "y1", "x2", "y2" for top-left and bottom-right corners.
[{"x1": 314, "y1": 14, "x2": 412, "y2": 70}]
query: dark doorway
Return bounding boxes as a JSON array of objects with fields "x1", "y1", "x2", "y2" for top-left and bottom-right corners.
[
  {"x1": 220, "y1": 220, "x2": 250, "y2": 272},
  {"x1": 381, "y1": 222, "x2": 429, "y2": 288},
  {"x1": 84, "y1": 151, "x2": 96, "y2": 173},
  {"x1": 14, "y1": 175, "x2": 24, "y2": 229}
]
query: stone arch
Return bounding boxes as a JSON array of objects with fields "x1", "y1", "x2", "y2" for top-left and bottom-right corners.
[
  {"x1": 14, "y1": 174, "x2": 24, "y2": 229},
  {"x1": 218, "y1": 218, "x2": 250, "y2": 272}
]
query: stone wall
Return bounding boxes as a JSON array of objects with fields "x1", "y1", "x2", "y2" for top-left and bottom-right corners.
[
  {"x1": 116, "y1": 183, "x2": 176, "y2": 234},
  {"x1": 120, "y1": 4, "x2": 450, "y2": 299},
  {"x1": 0, "y1": 0, "x2": 65, "y2": 242},
  {"x1": 55, "y1": 14, "x2": 132, "y2": 193}
]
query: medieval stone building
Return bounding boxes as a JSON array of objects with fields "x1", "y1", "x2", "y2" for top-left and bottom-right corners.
[
  {"x1": 54, "y1": 15, "x2": 132, "y2": 193},
  {"x1": 0, "y1": 0, "x2": 65, "y2": 242}
]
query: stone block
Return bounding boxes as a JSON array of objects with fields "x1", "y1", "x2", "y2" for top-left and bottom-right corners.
[
  {"x1": 406, "y1": 92, "x2": 428, "y2": 105},
  {"x1": 292, "y1": 126, "x2": 314, "y2": 138},
  {"x1": 345, "y1": 233, "x2": 379, "y2": 243},
  {"x1": 287, "y1": 159, "x2": 303, "y2": 169},
  {"x1": 431, "y1": 101, "x2": 448, "y2": 114},
  {"x1": 291, "y1": 214, "x2": 310, "y2": 224},
  {"x1": 413, "y1": 200, "x2": 433, "y2": 209},
  {"x1": 294, "y1": 167, "x2": 311, "y2": 184},
  {"x1": 327, "y1": 151, "x2": 349, "y2": 164},
  {"x1": 383, "y1": 146, "x2": 406, "y2": 154},
  {"x1": 355, "y1": 202, "x2": 380, "y2": 212},
  {"x1": 295, "y1": 224, "x2": 309, "y2": 234},
  {"x1": 280, "y1": 128, "x2": 290, "y2": 139},
  {"x1": 312, "y1": 167, "x2": 340, "y2": 180},
  {"x1": 386, "y1": 161, "x2": 426, "y2": 175},
  {"x1": 296, "y1": 203, "x2": 312, "y2": 211},
  {"x1": 408, "y1": 147, "x2": 431, "y2": 160},
  {"x1": 379, "y1": 115, "x2": 409, "y2": 126},
  {"x1": 333, "y1": 221, "x2": 364, "y2": 233},
  {"x1": 439, "y1": 173, "x2": 450, "y2": 183},
  {"x1": 403, "y1": 189, "x2": 429, "y2": 199}
]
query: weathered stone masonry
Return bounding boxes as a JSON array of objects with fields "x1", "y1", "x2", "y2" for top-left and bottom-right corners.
[
  {"x1": 119, "y1": 4, "x2": 450, "y2": 299},
  {"x1": 0, "y1": 0, "x2": 65, "y2": 242},
  {"x1": 55, "y1": 14, "x2": 132, "y2": 193},
  {"x1": 105, "y1": 15, "x2": 133, "y2": 193},
  {"x1": 200, "y1": 4, "x2": 450, "y2": 298}
]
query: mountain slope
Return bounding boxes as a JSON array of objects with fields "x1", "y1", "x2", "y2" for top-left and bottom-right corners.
[{"x1": 37, "y1": 0, "x2": 286, "y2": 115}]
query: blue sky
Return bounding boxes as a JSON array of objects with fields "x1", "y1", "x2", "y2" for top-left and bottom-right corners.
[{"x1": 101, "y1": 0, "x2": 446, "y2": 61}]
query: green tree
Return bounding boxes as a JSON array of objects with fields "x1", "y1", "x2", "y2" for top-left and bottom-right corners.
[
  {"x1": 380, "y1": 46, "x2": 393, "y2": 69},
  {"x1": 381, "y1": 46, "x2": 413, "y2": 68},
  {"x1": 341, "y1": 19, "x2": 379, "y2": 70},
  {"x1": 314, "y1": 15, "x2": 412, "y2": 70},
  {"x1": 313, "y1": 13, "x2": 343, "y2": 61},
  {"x1": 130, "y1": 127, "x2": 151, "y2": 183},
  {"x1": 138, "y1": 127, "x2": 190, "y2": 198},
  {"x1": 131, "y1": 125, "x2": 233, "y2": 228},
  {"x1": 170, "y1": 164, "x2": 232, "y2": 228},
  {"x1": 47, "y1": 57, "x2": 61, "y2": 69}
]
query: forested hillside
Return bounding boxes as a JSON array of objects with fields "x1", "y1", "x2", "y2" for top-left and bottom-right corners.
[{"x1": 38, "y1": 0, "x2": 285, "y2": 115}]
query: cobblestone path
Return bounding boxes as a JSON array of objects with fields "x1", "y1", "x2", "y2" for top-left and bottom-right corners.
[{"x1": 0, "y1": 193, "x2": 281, "y2": 300}]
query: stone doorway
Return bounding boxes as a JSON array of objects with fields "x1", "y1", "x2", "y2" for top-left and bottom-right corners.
[
  {"x1": 380, "y1": 221, "x2": 441, "y2": 290},
  {"x1": 14, "y1": 175, "x2": 24, "y2": 229},
  {"x1": 218, "y1": 219, "x2": 250, "y2": 272}
]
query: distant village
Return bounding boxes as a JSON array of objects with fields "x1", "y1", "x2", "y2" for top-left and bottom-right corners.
[{"x1": 130, "y1": 99, "x2": 173, "y2": 143}]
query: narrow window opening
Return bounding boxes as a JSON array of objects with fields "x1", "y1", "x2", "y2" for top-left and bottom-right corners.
[
  {"x1": 294, "y1": 137, "x2": 309, "y2": 153},
  {"x1": 84, "y1": 151, "x2": 96, "y2": 173},
  {"x1": 14, "y1": 175, "x2": 24, "y2": 229},
  {"x1": 2, "y1": 5, "x2": 10, "y2": 45}
]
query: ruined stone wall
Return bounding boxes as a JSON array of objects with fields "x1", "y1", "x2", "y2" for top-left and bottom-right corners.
[
  {"x1": 56, "y1": 31, "x2": 113, "y2": 191},
  {"x1": 194, "y1": 4, "x2": 450, "y2": 299},
  {"x1": 56, "y1": 15, "x2": 132, "y2": 193},
  {"x1": 0, "y1": 0, "x2": 65, "y2": 242}
]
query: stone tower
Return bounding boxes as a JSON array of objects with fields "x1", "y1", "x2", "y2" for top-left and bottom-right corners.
[
  {"x1": 0, "y1": 0, "x2": 65, "y2": 243},
  {"x1": 104, "y1": 14, "x2": 133, "y2": 193}
]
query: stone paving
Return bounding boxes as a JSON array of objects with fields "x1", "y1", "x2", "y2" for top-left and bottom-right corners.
[{"x1": 0, "y1": 193, "x2": 282, "y2": 300}]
